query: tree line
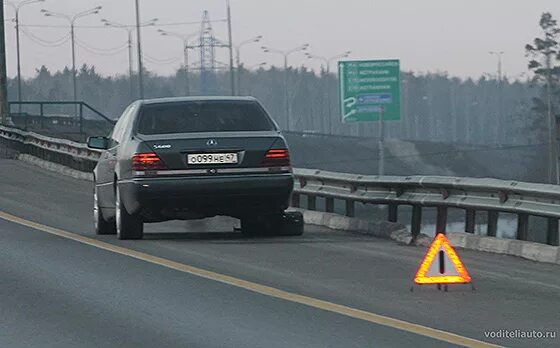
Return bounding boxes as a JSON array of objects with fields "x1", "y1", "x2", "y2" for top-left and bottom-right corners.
[{"x1": 8, "y1": 12, "x2": 560, "y2": 149}]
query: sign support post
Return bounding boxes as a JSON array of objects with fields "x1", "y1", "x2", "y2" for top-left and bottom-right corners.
[{"x1": 378, "y1": 106, "x2": 385, "y2": 176}]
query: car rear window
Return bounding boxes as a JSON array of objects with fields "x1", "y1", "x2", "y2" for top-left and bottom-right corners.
[{"x1": 136, "y1": 101, "x2": 276, "y2": 135}]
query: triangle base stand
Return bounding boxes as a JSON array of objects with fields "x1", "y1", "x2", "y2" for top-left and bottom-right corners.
[{"x1": 410, "y1": 282, "x2": 476, "y2": 292}]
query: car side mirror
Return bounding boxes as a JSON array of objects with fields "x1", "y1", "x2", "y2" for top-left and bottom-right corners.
[{"x1": 87, "y1": 136, "x2": 109, "y2": 150}]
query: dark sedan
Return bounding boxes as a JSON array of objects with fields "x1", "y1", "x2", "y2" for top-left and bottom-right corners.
[{"x1": 87, "y1": 96, "x2": 303, "y2": 239}]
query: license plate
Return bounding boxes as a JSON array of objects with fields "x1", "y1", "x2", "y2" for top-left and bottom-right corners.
[{"x1": 187, "y1": 153, "x2": 238, "y2": 165}]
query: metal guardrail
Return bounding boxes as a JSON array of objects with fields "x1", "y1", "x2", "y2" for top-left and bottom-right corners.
[
  {"x1": 0, "y1": 125, "x2": 101, "y2": 172},
  {"x1": 1, "y1": 125, "x2": 559, "y2": 246},
  {"x1": 291, "y1": 169, "x2": 560, "y2": 246},
  {"x1": 8, "y1": 101, "x2": 116, "y2": 142}
]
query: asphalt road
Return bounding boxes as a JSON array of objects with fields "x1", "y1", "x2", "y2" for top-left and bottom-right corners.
[{"x1": 0, "y1": 159, "x2": 559, "y2": 348}]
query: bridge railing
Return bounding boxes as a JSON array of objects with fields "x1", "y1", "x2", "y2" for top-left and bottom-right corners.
[
  {"x1": 8, "y1": 101, "x2": 116, "y2": 142},
  {"x1": 1, "y1": 125, "x2": 558, "y2": 246}
]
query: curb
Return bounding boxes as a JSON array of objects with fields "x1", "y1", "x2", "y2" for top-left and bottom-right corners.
[
  {"x1": 16, "y1": 155, "x2": 560, "y2": 265},
  {"x1": 18, "y1": 154, "x2": 93, "y2": 182},
  {"x1": 295, "y1": 208, "x2": 408, "y2": 239},
  {"x1": 299, "y1": 209, "x2": 560, "y2": 265}
]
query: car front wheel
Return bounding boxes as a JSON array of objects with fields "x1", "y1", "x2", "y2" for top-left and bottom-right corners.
[{"x1": 115, "y1": 186, "x2": 143, "y2": 240}]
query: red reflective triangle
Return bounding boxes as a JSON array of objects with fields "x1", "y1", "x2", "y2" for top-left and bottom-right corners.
[{"x1": 414, "y1": 233, "x2": 471, "y2": 284}]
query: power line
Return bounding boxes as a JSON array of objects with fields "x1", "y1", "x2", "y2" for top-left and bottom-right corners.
[
  {"x1": 75, "y1": 40, "x2": 128, "y2": 56},
  {"x1": 13, "y1": 18, "x2": 227, "y2": 29},
  {"x1": 152, "y1": 18, "x2": 227, "y2": 27},
  {"x1": 75, "y1": 36, "x2": 128, "y2": 53},
  {"x1": 143, "y1": 53, "x2": 181, "y2": 65},
  {"x1": 19, "y1": 27, "x2": 70, "y2": 47}
]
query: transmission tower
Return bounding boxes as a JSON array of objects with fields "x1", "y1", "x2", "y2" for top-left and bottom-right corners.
[{"x1": 199, "y1": 10, "x2": 217, "y2": 94}]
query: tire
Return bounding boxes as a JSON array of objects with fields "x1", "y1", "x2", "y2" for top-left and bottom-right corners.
[
  {"x1": 279, "y1": 211, "x2": 304, "y2": 236},
  {"x1": 94, "y1": 184, "x2": 116, "y2": 235},
  {"x1": 115, "y1": 186, "x2": 143, "y2": 240},
  {"x1": 241, "y1": 213, "x2": 282, "y2": 237}
]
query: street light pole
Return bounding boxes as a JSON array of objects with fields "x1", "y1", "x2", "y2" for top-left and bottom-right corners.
[
  {"x1": 41, "y1": 6, "x2": 102, "y2": 107},
  {"x1": 489, "y1": 51, "x2": 504, "y2": 145},
  {"x1": 235, "y1": 35, "x2": 262, "y2": 96},
  {"x1": 183, "y1": 42, "x2": 189, "y2": 96},
  {"x1": 226, "y1": 0, "x2": 235, "y2": 96},
  {"x1": 158, "y1": 29, "x2": 198, "y2": 96},
  {"x1": 545, "y1": 54, "x2": 558, "y2": 184},
  {"x1": 8, "y1": 0, "x2": 45, "y2": 112},
  {"x1": 127, "y1": 29, "x2": 133, "y2": 99},
  {"x1": 305, "y1": 51, "x2": 351, "y2": 133},
  {"x1": 15, "y1": 8, "x2": 20, "y2": 109},
  {"x1": 70, "y1": 22, "x2": 76, "y2": 101},
  {"x1": 0, "y1": 0, "x2": 8, "y2": 125},
  {"x1": 489, "y1": 51, "x2": 504, "y2": 82},
  {"x1": 283, "y1": 54, "x2": 289, "y2": 129},
  {"x1": 262, "y1": 44, "x2": 309, "y2": 131},
  {"x1": 102, "y1": 18, "x2": 157, "y2": 100},
  {"x1": 134, "y1": 0, "x2": 144, "y2": 99}
]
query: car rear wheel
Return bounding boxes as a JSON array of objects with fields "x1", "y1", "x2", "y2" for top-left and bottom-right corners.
[
  {"x1": 241, "y1": 214, "x2": 282, "y2": 237},
  {"x1": 94, "y1": 184, "x2": 116, "y2": 235},
  {"x1": 279, "y1": 211, "x2": 304, "y2": 236},
  {"x1": 241, "y1": 212, "x2": 303, "y2": 237},
  {"x1": 116, "y1": 186, "x2": 143, "y2": 240}
]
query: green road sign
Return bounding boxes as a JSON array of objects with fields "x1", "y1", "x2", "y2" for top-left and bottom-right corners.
[{"x1": 338, "y1": 59, "x2": 401, "y2": 123}]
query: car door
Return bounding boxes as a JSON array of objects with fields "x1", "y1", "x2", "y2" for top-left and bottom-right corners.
[{"x1": 96, "y1": 104, "x2": 133, "y2": 211}]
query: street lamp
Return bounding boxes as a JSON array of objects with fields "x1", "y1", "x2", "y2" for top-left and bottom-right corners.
[
  {"x1": 305, "y1": 50, "x2": 351, "y2": 133},
  {"x1": 489, "y1": 51, "x2": 504, "y2": 82},
  {"x1": 247, "y1": 62, "x2": 266, "y2": 70},
  {"x1": 41, "y1": 6, "x2": 101, "y2": 107},
  {"x1": 101, "y1": 18, "x2": 157, "y2": 99},
  {"x1": 305, "y1": 50, "x2": 351, "y2": 73},
  {"x1": 158, "y1": 29, "x2": 198, "y2": 96},
  {"x1": 7, "y1": 0, "x2": 45, "y2": 111},
  {"x1": 261, "y1": 43, "x2": 309, "y2": 130},
  {"x1": 234, "y1": 35, "x2": 262, "y2": 95}
]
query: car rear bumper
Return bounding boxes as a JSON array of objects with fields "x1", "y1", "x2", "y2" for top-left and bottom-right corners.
[{"x1": 118, "y1": 173, "x2": 294, "y2": 217}]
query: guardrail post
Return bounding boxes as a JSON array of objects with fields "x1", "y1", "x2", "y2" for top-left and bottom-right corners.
[
  {"x1": 516, "y1": 213, "x2": 529, "y2": 241},
  {"x1": 388, "y1": 204, "x2": 398, "y2": 222},
  {"x1": 436, "y1": 206, "x2": 448, "y2": 234},
  {"x1": 487, "y1": 211, "x2": 498, "y2": 237},
  {"x1": 291, "y1": 193, "x2": 300, "y2": 208},
  {"x1": 39, "y1": 103, "x2": 44, "y2": 128},
  {"x1": 325, "y1": 197, "x2": 334, "y2": 213},
  {"x1": 411, "y1": 205, "x2": 422, "y2": 237},
  {"x1": 79, "y1": 103, "x2": 84, "y2": 138},
  {"x1": 308, "y1": 195, "x2": 316, "y2": 211},
  {"x1": 345, "y1": 200, "x2": 355, "y2": 217},
  {"x1": 465, "y1": 209, "x2": 476, "y2": 234},
  {"x1": 546, "y1": 218, "x2": 559, "y2": 246}
]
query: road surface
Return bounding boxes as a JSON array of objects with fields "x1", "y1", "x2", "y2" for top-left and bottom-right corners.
[{"x1": 0, "y1": 159, "x2": 558, "y2": 347}]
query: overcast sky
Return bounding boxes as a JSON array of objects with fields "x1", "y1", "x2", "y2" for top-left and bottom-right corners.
[{"x1": 3, "y1": 0, "x2": 559, "y2": 80}]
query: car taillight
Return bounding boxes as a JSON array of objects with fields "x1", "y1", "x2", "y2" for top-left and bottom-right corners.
[
  {"x1": 132, "y1": 153, "x2": 167, "y2": 171},
  {"x1": 262, "y1": 149, "x2": 290, "y2": 167}
]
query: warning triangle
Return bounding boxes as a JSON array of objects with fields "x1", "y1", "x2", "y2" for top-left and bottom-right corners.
[{"x1": 414, "y1": 233, "x2": 471, "y2": 284}]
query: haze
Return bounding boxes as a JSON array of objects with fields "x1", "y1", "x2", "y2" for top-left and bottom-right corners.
[{"x1": 3, "y1": 0, "x2": 559, "y2": 79}]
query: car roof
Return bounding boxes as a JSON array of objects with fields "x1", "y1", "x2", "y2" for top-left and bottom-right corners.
[{"x1": 139, "y1": 96, "x2": 258, "y2": 105}]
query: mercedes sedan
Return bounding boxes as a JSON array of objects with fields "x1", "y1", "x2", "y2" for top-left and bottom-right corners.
[{"x1": 87, "y1": 96, "x2": 303, "y2": 240}]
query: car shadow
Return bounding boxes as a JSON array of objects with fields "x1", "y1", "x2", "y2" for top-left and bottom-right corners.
[
  {"x1": 143, "y1": 231, "x2": 243, "y2": 240},
  {"x1": 140, "y1": 229, "x2": 372, "y2": 245}
]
